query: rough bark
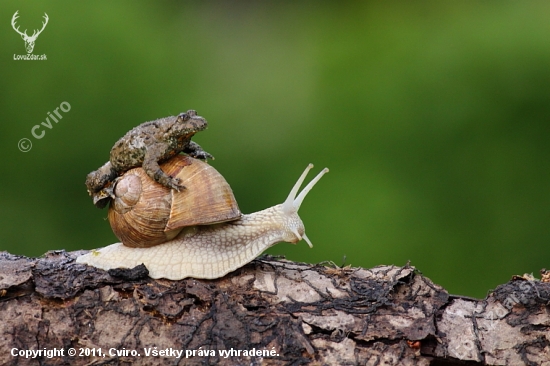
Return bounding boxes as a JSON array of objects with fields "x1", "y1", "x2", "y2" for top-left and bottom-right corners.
[{"x1": 0, "y1": 250, "x2": 549, "y2": 366}]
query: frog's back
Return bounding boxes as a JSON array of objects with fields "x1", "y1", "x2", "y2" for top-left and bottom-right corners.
[
  {"x1": 108, "y1": 116, "x2": 169, "y2": 167},
  {"x1": 108, "y1": 112, "x2": 206, "y2": 173}
]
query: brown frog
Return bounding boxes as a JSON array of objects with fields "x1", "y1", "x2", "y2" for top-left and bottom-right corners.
[{"x1": 85, "y1": 110, "x2": 212, "y2": 208}]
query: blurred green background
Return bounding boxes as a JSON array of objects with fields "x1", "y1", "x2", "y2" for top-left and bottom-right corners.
[{"x1": 1, "y1": 1, "x2": 549, "y2": 298}]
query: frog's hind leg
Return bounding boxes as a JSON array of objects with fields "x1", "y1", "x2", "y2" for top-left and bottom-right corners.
[{"x1": 85, "y1": 161, "x2": 118, "y2": 194}]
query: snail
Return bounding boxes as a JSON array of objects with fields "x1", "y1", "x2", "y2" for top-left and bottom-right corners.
[{"x1": 77, "y1": 155, "x2": 329, "y2": 280}]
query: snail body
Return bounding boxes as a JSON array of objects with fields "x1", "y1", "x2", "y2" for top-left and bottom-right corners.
[{"x1": 77, "y1": 156, "x2": 328, "y2": 280}]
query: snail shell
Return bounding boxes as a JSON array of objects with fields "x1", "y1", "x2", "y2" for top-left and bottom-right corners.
[{"x1": 108, "y1": 155, "x2": 241, "y2": 248}]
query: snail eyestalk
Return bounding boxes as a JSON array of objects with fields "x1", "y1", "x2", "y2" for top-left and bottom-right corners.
[
  {"x1": 282, "y1": 165, "x2": 329, "y2": 214},
  {"x1": 294, "y1": 167, "x2": 329, "y2": 210},
  {"x1": 281, "y1": 164, "x2": 329, "y2": 248}
]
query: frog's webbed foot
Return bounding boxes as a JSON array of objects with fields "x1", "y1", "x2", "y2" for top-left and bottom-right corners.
[
  {"x1": 185, "y1": 141, "x2": 214, "y2": 161},
  {"x1": 153, "y1": 170, "x2": 185, "y2": 191},
  {"x1": 92, "y1": 184, "x2": 115, "y2": 209}
]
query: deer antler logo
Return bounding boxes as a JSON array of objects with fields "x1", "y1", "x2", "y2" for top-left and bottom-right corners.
[{"x1": 11, "y1": 11, "x2": 49, "y2": 54}]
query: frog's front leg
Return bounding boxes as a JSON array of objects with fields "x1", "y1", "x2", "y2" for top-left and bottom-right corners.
[
  {"x1": 142, "y1": 144, "x2": 185, "y2": 191},
  {"x1": 185, "y1": 141, "x2": 214, "y2": 160}
]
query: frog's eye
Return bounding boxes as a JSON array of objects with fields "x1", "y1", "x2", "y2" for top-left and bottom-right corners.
[
  {"x1": 177, "y1": 110, "x2": 197, "y2": 122},
  {"x1": 177, "y1": 112, "x2": 189, "y2": 121}
]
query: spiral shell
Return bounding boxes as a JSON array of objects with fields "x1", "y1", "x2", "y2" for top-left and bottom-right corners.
[{"x1": 107, "y1": 155, "x2": 241, "y2": 248}]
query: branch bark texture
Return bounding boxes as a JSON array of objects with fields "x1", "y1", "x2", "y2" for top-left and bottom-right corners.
[{"x1": 0, "y1": 251, "x2": 549, "y2": 365}]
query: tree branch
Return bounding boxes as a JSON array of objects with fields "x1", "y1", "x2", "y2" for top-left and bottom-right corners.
[{"x1": 0, "y1": 251, "x2": 548, "y2": 365}]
